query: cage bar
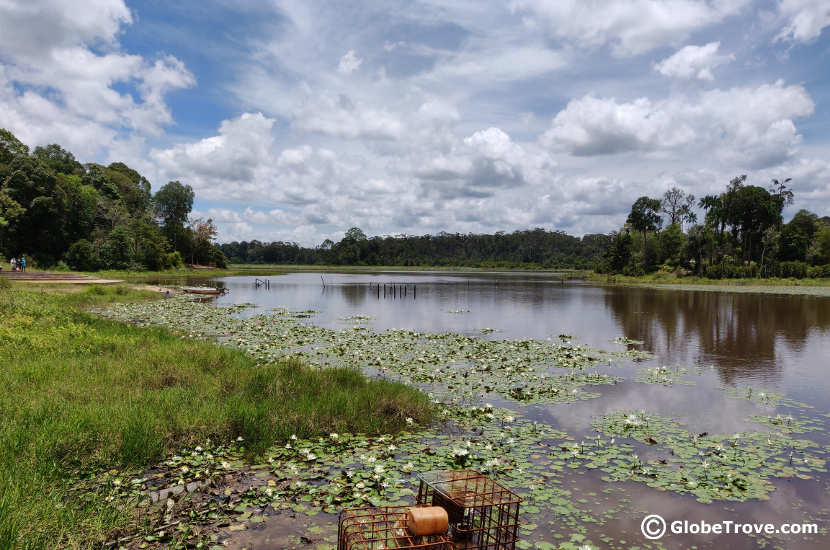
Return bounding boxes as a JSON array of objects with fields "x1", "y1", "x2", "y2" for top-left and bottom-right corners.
[
  {"x1": 416, "y1": 470, "x2": 521, "y2": 550},
  {"x1": 338, "y1": 505, "x2": 454, "y2": 550}
]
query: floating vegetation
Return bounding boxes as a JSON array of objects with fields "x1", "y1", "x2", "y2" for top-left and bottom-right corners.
[
  {"x1": 724, "y1": 385, "x2": 813, "y2": 410},
  {"x1": 292, "y1": 309, "x2": 318, "y2": 318},
  {"x1": 581, "y1": 411, "x2": 827, "y2": 503},
  {"x1": 635, "y1": 365, "x2": 696, "y2": 386},
  {"x1": 612, "y1": 336, "x2": 643, "y2": 346},
  {"x1": 96, "y1": 297, "x2": 636, "y2": 405},
  {"x1": 338, "y1": 315, "x2": 375, "y2": 322}
]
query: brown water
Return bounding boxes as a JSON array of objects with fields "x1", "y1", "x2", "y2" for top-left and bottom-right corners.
[{"x1": 211, "y1": 272, "x2": 830, "y2": 549}]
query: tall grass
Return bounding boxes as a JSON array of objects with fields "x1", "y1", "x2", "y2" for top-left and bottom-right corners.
[{"x1": 0, "y1": 286, "x2": 433, "y2": 547}]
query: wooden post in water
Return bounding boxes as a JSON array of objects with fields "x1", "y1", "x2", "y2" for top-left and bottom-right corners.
[{"x1": 413, "y1": 285, "x2": 416, "y2": 299}]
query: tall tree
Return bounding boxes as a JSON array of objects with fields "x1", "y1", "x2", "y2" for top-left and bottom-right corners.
[
  {"x1": 661, "y1": 187, "x2": 696, "y2": 228},
  {"x1": 154, "y1": 181, "x2": 194, "y2": 251},
  {"x1": 627, "y1": 196, "x2": 663, "y2": 251}
]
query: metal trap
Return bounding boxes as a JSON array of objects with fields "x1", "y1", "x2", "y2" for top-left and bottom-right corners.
[
  {"x1": 416, "y1": 470, "x2": 521, "y2": 550},
  {"x1": 338, "y1": 505, "x2": 453, "y2": 550}
]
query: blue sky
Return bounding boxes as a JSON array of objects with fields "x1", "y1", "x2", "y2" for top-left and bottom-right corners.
[{"x1": 1, "y1": 1, "x2": 830, "y2": 245}]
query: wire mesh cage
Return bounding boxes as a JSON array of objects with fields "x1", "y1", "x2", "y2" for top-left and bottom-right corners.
[
  {"x1": 415, "y1": 470, "x2": 521, "y2": 550},
  {"x1": 338, "y1": 505, "x2": 454, "y2": 550}
]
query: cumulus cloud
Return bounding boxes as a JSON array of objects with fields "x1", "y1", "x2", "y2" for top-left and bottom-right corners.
[
  {"x1": 0, "y1": 0, "x2": 193, "y2": 155},
  {"x1": 775, "y1": 0, "x2": 830, "y2": 42},
  {"x1": 510, "y1": 0, "x2": 749, "y2": 56},
  {"x1": 337, "y1": 50, "x2": 363, "y2": 74},
  {"x1": 654, "y1": 42, "x2": 735, "y2": 80},
  {"x1": 152, "y1": 113, "x2": 276, "y2": 196},
  {"x1": 542, "y1": 82, "x2": 814, "y2": 168}
]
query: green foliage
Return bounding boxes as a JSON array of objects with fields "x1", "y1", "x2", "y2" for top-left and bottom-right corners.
[
  {"x1": 32, "y1": 144, "x2": 83, "y2": 175},
  {"x1": 0, "y1": 287, "x2": 432, "y2": 546},
  {"x1": 221, "y1": 228, "x2": 612, "y2": 269},
  {"x1": 607, "y1": 176, "x2": 829, "y2": 279},
  {"x1": 64, "y1": 239, "x2": 101, "y2": 271},
  {"x1": 0, "y1": 129, "x2": 227, "y2": 271}
]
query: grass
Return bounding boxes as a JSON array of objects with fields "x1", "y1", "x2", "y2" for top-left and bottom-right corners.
[
  {"x1": 589, "y1": 271, "x2": 830, "y2": 287},
  {"x1": 0, "y1": 285, "x2": 433, "y2": 548}
]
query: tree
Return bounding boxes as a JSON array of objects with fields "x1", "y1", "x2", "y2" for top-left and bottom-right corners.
[
  {"x1": 154, "y1": 181, "x2": 194, "y2": 251},
  {"x1": 661, "y1": 187, "x2": 696, "y2": 228},
  {"x1": 32, "y1": 144, "x2": 83, "y2": 175},
  {"x1": 64, "y1": 239, "x2": 101, "y2": 271},
  {"x1": 769, "y1": 178, "x2": 794, "y2": 228},
  {"x1": 627, "y1": 196, "x2": 663, "y2": 252},
  {"x1": 189, "y1": 217, "x2": 218, "y2": 265},
  {"x1": 0, "y1": 128, "x2": 29, "y2": 167}
]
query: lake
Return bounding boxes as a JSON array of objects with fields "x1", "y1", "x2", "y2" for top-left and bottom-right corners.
[{"x1": 158, "y1": 271, "x2": 830, "y2": 548}]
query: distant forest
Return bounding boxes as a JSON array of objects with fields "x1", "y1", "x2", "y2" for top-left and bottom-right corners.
[
  {"x1": 220, "y1": 228, "x2": 613, "y2": 269},
  {"x1": 0, "y1": 128, "x2": 226, "y2": 270},
  {"x1": 601, "y1": 176, "x2": 830, "y2": 279}
]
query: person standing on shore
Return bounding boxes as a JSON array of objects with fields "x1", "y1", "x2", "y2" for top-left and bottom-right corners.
[
  {"x1": 20, "y1": 257, "x2": 26, "y2": 272},
  {"x1": 10, "y1": 257, "x2": 16, "y2": 271}
]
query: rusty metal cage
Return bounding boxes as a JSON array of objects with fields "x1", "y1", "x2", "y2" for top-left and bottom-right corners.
[
  {"x1": 415, "y1": 470, "x2": 521, "y2": 550},
  {"x1": 338, "y1": 505, "x2": 454, "y2": 550}
]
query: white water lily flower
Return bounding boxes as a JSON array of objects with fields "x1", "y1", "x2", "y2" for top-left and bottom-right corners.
[
  {"x1": 330, "y1": 433, "x2": 339, "y2": 439},
  {"x1": 236, "y1": 436, "x2": 244, "y2": 442},
  {"x1": 504, "y1": 416, "x2": 515, "y2": 423},
  {"x1": 222, "y1": 461, "x2": 230, "y2": 469},
  {"x1": 451, "y1": 448, "x2": 469, "y2": 457},
  {"x1": 402, "y1": 462, "x2": 414, "y2": 472},
  {"x1": 290, "y1": 434, "x2": 298, "y2": 440},
  {"x1": 285, "y1": 443, "x2": 292, "y2": 449},
  {"x1": 181, "y1": 466, "x2": 189, "y2": 473},
  {"x1": 355, "y1": 482, "x2": 365, "y2": 489},
  {"x1": 405, "y1": 417, "x2": 415, "y2": 425},
  {"x1": 195, "y1": 446, "x2": 203, "y2": 453},
  {"x1": 387, "y1": 445, "x2": 397, "y2": 452},
  {"x1": 374, "y1": 465, "x2": 386, "y2": 474}
]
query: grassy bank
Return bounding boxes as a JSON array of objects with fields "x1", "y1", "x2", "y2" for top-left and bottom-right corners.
[
  {"x1": 589, "y1": 272, "x2": 830, "y2": 287},
  {"x1": 589, "y1": 272, "x2": 830, "y2": 296},
  {"x1": 0, "y1": 285, "x2": 432, "y2": 548}
]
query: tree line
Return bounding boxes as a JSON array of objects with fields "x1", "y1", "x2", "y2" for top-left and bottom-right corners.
[
  {"x1": 220, "y1": 227, "x2": 612, "y2": 269},
  {"x1": 602, "y1": 176, "x2": 830, "y2": 278},
  {"x1": 0, "y1": 128, "x2": 226, "y2": 270}
]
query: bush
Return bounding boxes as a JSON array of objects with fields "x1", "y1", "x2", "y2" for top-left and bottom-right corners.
[
  {"x1": 807, "y1": 264, "x2": 830, "y2": 278},
  {"x1": 161, "y1": 251, "x2": 183, "y2": 270},
  {"x1": 64, "y1": 239, "x2": 101, "y2": 271},
  {"x1": 775, "y1": 261, "x2": 809, "y2": 279}
]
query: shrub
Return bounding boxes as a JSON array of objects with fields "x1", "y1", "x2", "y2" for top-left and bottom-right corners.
[
  {"x1": 64, "y1": 239, "x2": 101, "y2": 271},
  {"x1": 775, "y1": 261, "x2": 809, "y2": 279}
]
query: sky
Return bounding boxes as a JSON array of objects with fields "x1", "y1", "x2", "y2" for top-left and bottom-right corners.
[{"x1": 1, "y1": 1, "x2": 830, "y2": 245}]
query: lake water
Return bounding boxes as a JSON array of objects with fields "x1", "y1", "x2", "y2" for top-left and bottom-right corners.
[{"x1": 208, "y1": 271, "x2": 830, "y2": 549}]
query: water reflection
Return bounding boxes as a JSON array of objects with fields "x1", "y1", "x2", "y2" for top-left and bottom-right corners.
[{"x1": 602, "y1": 288, "x2": 830, "y2": 385}]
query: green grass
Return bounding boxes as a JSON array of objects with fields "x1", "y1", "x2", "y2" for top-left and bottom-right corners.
[
  {"x1": 589, "y1": 271, "x2": 830, "y2": 287},
  {"x1": 0, "y1": 285, "x2": 432, "y2": 548}
]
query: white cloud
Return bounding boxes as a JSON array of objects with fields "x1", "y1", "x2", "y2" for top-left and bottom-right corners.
[
  {"x1": 654, "y1": 42, "x2": 735, "y2": 80},
  {"x1": 152, "y1": 112, "x2": 276, "y2": 196},
  {"x1": 542, "y1": 81, "x2": 814, "y2": 168},
  {"x1": 775, "y1": 0, "x2": 830, "y2": 42},
  {"x1": 0, "y1": 0, "x2": 193, "y2": 154},
  {"x1": 337, "y1": 50, "x2": 363, "y2": 74},
  {"x1": 510, "y1": 0, "x2": 749, "y2": 56}
]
